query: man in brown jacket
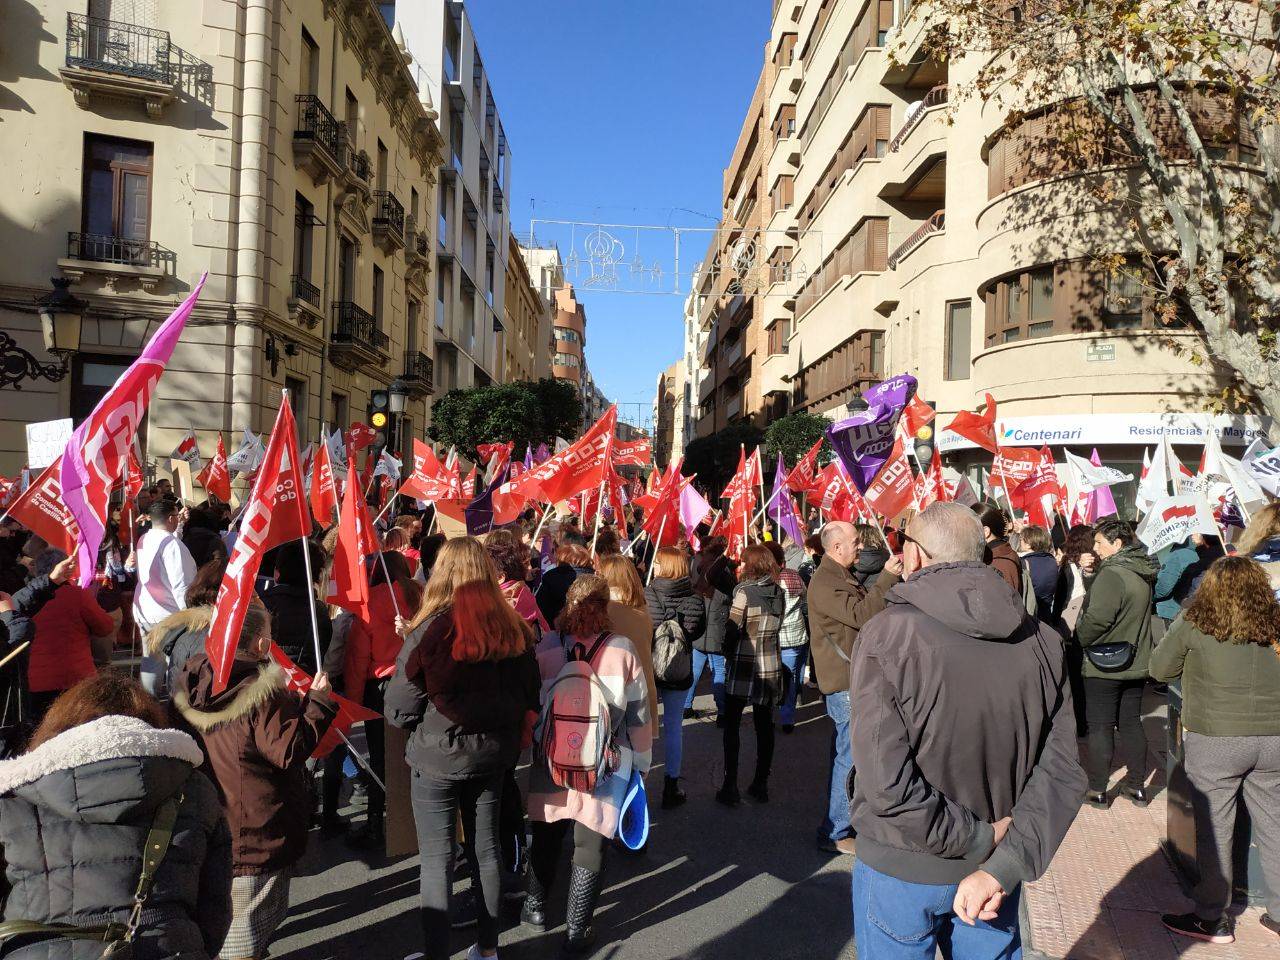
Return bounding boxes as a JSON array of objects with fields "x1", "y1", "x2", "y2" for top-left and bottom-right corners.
[{"x1": 807, "y1": 520, "x2": 900, "y2": 855}]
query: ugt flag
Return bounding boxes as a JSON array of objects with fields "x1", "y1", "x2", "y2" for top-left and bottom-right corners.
[
  {"x1": 827, "y1": 374, "x2": 917, "y2": 492},
  {"x1": 60, "y1": 274, "x2": 207, "y2": 584}
]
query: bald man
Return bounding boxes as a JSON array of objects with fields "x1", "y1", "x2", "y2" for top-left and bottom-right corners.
[{"x1": 807, "y1": 520, "x2": 901, "y2": 855}]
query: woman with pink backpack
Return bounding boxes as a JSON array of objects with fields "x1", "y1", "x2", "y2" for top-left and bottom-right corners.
[{"x1": 523, "y1": 575, "x2": 653, "y2": 954}]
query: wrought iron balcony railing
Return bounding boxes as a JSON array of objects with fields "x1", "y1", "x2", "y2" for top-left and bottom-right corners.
[
  {"x1": 291, "y1": 275, "x2": 321, "y2": 308},
  {"x1": 348, "y1": 148, "x2": 371, "y2": 183},
  {"x1": 67, "y1": 231, "x2": 172, "y2": 268},
  {"x1": 331, "y1": 302, "x2": 390, "y2": 350},
  {"x1": 403, "y1": 350, "x2": 434, "y2": 393},
  {"x1": 294, "y1": 95, "x2": 345, "y2": 161},
  {"x1": 65, "y1": 13, "x2": 170, "y2": 83},
  {"x1": 888, "y1": 84, "x2": 950, "y2": 153},
  {"x1": 373, "y1": 191, "x2": 405, "y2": 235}
]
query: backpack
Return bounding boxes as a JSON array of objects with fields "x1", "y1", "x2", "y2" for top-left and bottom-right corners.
[
  {"x1": 537, "y1": 632, "x2": 618, "y2": 793},
  {"x1": 652, "y1": 614, "x2": 693, "y2": 688}
]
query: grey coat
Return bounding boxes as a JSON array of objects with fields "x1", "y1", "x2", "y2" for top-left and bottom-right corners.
[{"x1": 0, "y1": 715, "x2": 232, "y2": 959}]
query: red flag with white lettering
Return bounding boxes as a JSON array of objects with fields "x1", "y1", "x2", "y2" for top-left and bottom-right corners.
[
  {"x1": 787, "y1": 439, "x2": 823, "y2": 494},
  {"x1": 310, "y1": 436, "x2": 340, "y2": 524},
  {"x1": 6, "y1": 460, "x2": 80, "y2": 554},
  {"x1": 196, "y1": 433, "x2": 232, "y2": 502},
  {"x1": 613, "y1": 437, "x2": 651, "y2": 467},
  {"x1": 269, "y1": 643, "x2": 379, "y2": 759},
  {"x1": 864, "y1": 440, "x2": 916, "y2": 520},
  {"x1": 205, "y1": 400, "x2": 309, "y2": 692},
  {"x1": 512, "y1": 406, "x2": 618, "y2": 504},
  {"x1": 326, "y1": 455, "x2": 374, "y2": 617}
]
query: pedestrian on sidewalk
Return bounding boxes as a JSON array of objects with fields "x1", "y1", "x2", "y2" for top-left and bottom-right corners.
[
  {"x1": 717, "y1": 544, "x2": 785, "y2": 807},
  {"x1": 643, "y1": 547, "x2": 706, "y2": 809},
  {"x1": 806, "y1": 520, "x2": 900, "y2": 855},
  {"x1": 848, "y1": 502, "x2": 1086, "y2": 960},
  {"x1": 132, "y1": 500, "x2": 197, "y2": 696},
  {"x1": 174, "y1": 603, "x2": 337, "y2": 960},
  {"x1": 765, "y1": 541, "x2": 809, "y2": 735},
  {"x1": 1151, "y1": 556, "x2": 1280, "y2": 945},
  {"x1": 1075, "y1": 518, "x2": 1158, "y2": 808},
  {"x1": 385, "y1": 537, "x2": 542, "y2": 960},
  {"x1": 687, "y1": 536, "x2": 736, "y2": 722},
  {"x1": 975, "y1": 504, "x2": 1023, "y2": 595},
  {"x1": 524, "y1": 576, "x2": 652, "y2": 954}
]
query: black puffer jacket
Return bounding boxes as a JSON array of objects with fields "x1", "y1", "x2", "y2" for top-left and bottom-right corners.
[
  {"x1": 385, "y1": 613, "x2": 542, "y2": 780},
  {"x1": 691, "y1": 552, "x2": 737, "y2": 655},
  {"x1": 852, "y1": 547, "x2": 891, "y2": 587},
  {"x1": 262, "y1": 583, "x2": 331, "y2": 675},
  {"x1": 644, "y1": 576, "x2": 707, "y2": 690},
  {"x1": 0, "y1": 715, "x2": 232, "y2": 959}
]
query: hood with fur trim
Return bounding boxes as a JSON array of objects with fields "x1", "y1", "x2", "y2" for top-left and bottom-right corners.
[
  {"x1": 145, "y1": 604, "x2": 214, "y2": 658},
  {"x1": 0, "y1": 716, "x2": 203, "y2": 822},
  {"x1": 174, "y1": 655, "x2": 287, "y2": 733}
]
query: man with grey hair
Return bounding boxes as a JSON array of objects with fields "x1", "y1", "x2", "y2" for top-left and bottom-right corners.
[{"x1": 847, "y1": 502, "x2": 1085, "y2": 959}]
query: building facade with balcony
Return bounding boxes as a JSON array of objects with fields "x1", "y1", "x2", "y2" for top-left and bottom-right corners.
[
  {"x1": 550, "y1": 283, "x2": 587, "y2": 388},
  {"x1": 653, "y1": 361, "x2": 680, "y2": 468},
  {"x1": 502, "y1": 232, "x2": 551, "y2": 382},
  {"x1": 0, "y1": 0, "x2": 444, "y2": 475},
  {"x1": 385, "y1": 0, "x2": 512, "y2": 397},
  {"x1": 749, "y1": 0, "x2": 1267, "y2": 487}
]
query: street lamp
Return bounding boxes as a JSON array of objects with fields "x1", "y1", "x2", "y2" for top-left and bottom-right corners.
[
  {"x1": 387, "y1": 379, "x2": 410, "y2": 415},
  {"x1": 37, "y1": 277, "x2": 86, "y2": 357}
]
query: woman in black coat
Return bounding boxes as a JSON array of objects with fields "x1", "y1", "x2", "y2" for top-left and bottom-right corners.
[
  {"x1": 0, "y1": 672, "x2": 231, "y2": 959},
  {"x1": 644, "y1": 547, "x2": 707, "y2": 809},
  {"x1": 688, "y1": 536, "x2": 736, "y2": 723}
]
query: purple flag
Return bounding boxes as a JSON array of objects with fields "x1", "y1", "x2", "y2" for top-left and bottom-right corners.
[
  {"x1": 678, "y1": 478, "x2": 712, "y2": 544},
  {"x1": 827, "y1": 374, "x2": 918, "y2": 492},
  {"x1": 766, "y1": 454, "x2": 804, "y2": 545},
  {"x1": 1086, "y1": 448, "x2": 1118, "y2": 520},
  {"x1": 465, "y1": 462, "x2": 511, "y2": 535},
  {"x1": 60, "y1": 274, "x2": 207, "y2": 584},
  {"x1": 523, "y1": 446, "x2": 534, "y2": 471},
  {"x1": 534, "y1": 443, "x2": 550, "y2": 464}
]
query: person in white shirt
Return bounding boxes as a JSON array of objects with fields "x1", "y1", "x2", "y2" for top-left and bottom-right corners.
[{"x1": 132, "y1": 499, "x2": 197, "y2": 694}]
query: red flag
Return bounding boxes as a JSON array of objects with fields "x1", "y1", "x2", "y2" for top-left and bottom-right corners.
[
  {"x1": 124, "y1": 445, "x2": 145, "y2": 502},
  {"x1": 915, "y1": 446, "x2": 948, "y2": 509},
  {"x1": 512, "y1": 407, "x2": 618, "y2": 504},
  {"x1": 326, "y1": 455, "x2": 373, "y2": 617},
  {"x1": 477, "y1": 442, "x2": 514, "y2": 473},
  {"x1": 641, "y1": 466, "x2": 681, "y2": 547},
  {"x1": 6, "y1": 460, "x2": 80, "y2": 554},
  {"x1": 613, "y1": 437, "x2": 651, "y2": 467},
  {"x1": 268, "y1": 643, "x2": 380, "y2": 759},
  {"x1": 1012, "y1": 447, "x2": 1062, "y2": 514},
  {"x1": 943, "y1": 393, "x2": 998, "y2": 454},
  {"x1": 205, "y1": 400, "x2": 309, "y2": 692},
  {"x1": 607, "y1": 471, "x2": 629, "y2": 537},
  {"x1": 864, "y1": 440, "x2": 916, "y2": 520},
  {"x1": 346, "y1": 422, "x2": 377, "y2": 453},
  {"x1": 170, "y1": 430, "x2": 202, "y2": 471},
  {"x1": 401, "y1": 440, "x2": 456, "y2": 501},
  {"x1": 196, "y1": 433, "x2": 232, "y2": 502},
  {"x1": 786, "y1": 439, "x2": 824, "y2": 494},
  {"x1": 310, "y1": 436, "x2": 340, "y2": 524},
  {"x1": 462, "y1": 467, "x2": 477, "y2": 499},
  {"x1": 902, "y1": 394, "x2": 936, "y2": 438},
  {"x1": 990, "y1": 447, "x2": 1042, "y2": 490}
]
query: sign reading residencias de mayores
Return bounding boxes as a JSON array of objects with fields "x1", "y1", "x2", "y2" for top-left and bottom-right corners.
[{"x1": 937, "y1": 413, "x2": 1272, "y2": 452}]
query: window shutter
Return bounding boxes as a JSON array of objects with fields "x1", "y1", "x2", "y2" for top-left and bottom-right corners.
[
  {"x1": 879, "y1": 0, "x2": 894, "y2": 32},
  {"x1": 873, "y1": 105, "x2": 891, "y2": 147},
  {"x1": 868, "y1": 218, "x2": 888, "y2": 271},
  {"x1": 987, "y1": 137, "x2": 1005, "y2": 199}
]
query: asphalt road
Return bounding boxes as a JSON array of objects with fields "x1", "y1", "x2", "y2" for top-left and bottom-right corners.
[{"x1": 273, "y1": 683, "x2": 857, "y2": 960}]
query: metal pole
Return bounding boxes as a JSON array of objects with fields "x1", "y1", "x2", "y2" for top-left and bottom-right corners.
[{"x1": 646, "y1": 514, "x2": 669, "y2": 584}]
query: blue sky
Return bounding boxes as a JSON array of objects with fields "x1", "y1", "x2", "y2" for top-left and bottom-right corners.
[{"x1": 465, "y1": 0, "x2": 771, "y2": 430}]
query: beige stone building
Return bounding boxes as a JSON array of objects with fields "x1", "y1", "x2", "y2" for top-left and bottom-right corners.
[
  {"x1": 501, "y1": 233, "x2": 551, "y2": 383},
  {"x1": 0, "y1": 0, "x2": 445, "y2": 476},
  {"x1": 733, "y1": 0, "x2": 1271, "y2": 501},
  {"x1": 652, "y1": 361, "x2": 680, "y2": 468}
]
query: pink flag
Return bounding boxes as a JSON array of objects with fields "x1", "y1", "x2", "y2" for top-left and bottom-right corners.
[
  {"x1": 678, "y1": 473, "x2": 712, "y2": 546},
  {"x1": 59, "y1": 274, "x2": 207, "y2": 584},
  {"x1": 1086, "y1": 448, "x2": 1118, "y2": 520}
]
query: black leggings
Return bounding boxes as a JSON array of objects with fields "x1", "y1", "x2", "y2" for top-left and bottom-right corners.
[
  {"x1": 499, "y1": 766, "x2": 525, "y2": 873},
  {"x1": 529, "y1": 819, "x2": 606, "y2": 894},
  {"x1": 1083, "y1": 677, "x2": 1147, "y2": 792},
  {"x1": 723, "y1": 694, "x2": 774, "y2": 785}
]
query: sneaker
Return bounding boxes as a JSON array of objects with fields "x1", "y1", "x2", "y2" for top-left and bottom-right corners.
[
  {"x1": 1161, "y1": 912, "x2": 1233, "y2": 944},
  {"x1": 1261, "y1": 914, "x2": 1280, "y2": 938},
  {"x1": 451, "y1": 887, "x2": 478, "y2": 929}
]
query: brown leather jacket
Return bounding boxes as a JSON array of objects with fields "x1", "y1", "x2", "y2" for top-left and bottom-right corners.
[
  {"x1": 176, "y1": 653, "x2": 336, "y2": 876},
  {"x1": 806, "y1": 555, "x2": 897, "y2": 695}
]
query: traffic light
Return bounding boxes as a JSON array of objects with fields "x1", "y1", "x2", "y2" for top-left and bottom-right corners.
[
  {"x1": 369, "y1": 389, "x2": 390, "y2": 447},
  {"x1": 913, "y1": 400, "x2": 937, "y2": 466}
]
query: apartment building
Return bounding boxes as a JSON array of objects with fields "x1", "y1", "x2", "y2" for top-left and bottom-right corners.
[
  {"x1": 550, "y1": 283, "x2": 587, "y2": 389},
  {"x1": 502, "y1": 233, "x2": 551, "y2": 382},
  {"x1": 387, "y1": 0, "x2": 511, "y2": 395},
  {"x1": 753, "y1": 0, "x2": 1268, "y2": 499},
  {"x1": 0, "y1": 0, "x2": 444, "y2": 475},
  {"x1": 653, "y1": 361, "x2": 680, "y2": 468},
  {"x1": 694, "y1": 57, "x2": 775, "y2": 440}
]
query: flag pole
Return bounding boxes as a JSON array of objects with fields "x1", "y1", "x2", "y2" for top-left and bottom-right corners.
[
  {"x1": 646, "y1": 514, "x2": 669, "y2": 585},
  {"x1": 336, "y1": 728, "x2": 386, "y2": 793},
  {"x1": 284, "y1": 388, "x2": 327, "y2": 675},
  {"x1": 589, "y1": 474, "x2": 608, "y2": 555},
  {"x1": 530, "y1": 501, "x2": 555, "y2": 545}
]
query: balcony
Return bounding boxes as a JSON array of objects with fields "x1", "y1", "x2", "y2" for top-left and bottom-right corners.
[
  {"x1": 888, "y1": 85, "x2": 949, "y2": 153},
  {"x1": 402, "y1": 350, "x2": 435, "y2": 397},
  {"x1": 293, "y1": 95, "x2": 346, "y2": 184},
  {"x1": 329, "y1": 302, "x2": 389, "y2": 371},
  {"x1": 287, "y1": 274, "x2": 322, "y2": 328},
  {"x1": 338, "y1": 146, "x2": 372, "y2": 201},
  {"x1": 725, "y1": 392, "x2": 743, "y2": 421},
  {"x1": 888, "y1": 209, "x2": 946, "y2": 269},
  {"x1": 372, "y1": 191, "x2": 406, "y2": 253},
  {"x1": 60, "y1": 14, "x2": 208, "y2": 118},
  {"x1": 58, "y1": 231, "x2": 174, "y2": 290}
]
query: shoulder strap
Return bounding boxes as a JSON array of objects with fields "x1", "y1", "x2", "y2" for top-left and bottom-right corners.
[
  {"x1": 583, "y1": 631, "x2": 611, "y2": 666},
  {"x1": 122, "y1": 788, "x2": 183, "y2": 937}
]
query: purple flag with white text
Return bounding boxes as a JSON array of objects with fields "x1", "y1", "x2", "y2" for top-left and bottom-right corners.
[
  {"x1": 827, "y1": 374, "x2": 918, "y2": 492},
  {"x1": 767, "y1": 454, "x2": 804, "y2": 545}
]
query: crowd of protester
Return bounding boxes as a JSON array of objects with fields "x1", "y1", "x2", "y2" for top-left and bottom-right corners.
[{"x1": 0, "y1": 473, "x2": 1276, "y2": 959}]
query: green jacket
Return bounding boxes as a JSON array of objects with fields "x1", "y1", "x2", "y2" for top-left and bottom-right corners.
[
  {"x1": 1150, "y1": 617, "x2": 1280, "y2": 736},
  {"x1": 1075, "y1": 546, "x2": 1158, "y2": 680}
]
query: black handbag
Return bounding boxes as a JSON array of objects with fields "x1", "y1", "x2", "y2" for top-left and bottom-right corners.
[
  {"x1": 0, "y1": 787, "x2": 182, "y2": 958},
  {"x1": 1083, "y1": 641, "x2": 1136, "y2": 672}
]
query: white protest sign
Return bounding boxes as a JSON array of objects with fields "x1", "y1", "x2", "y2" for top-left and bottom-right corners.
[
  {"x1": 25, "y1": 418, "x2": 73, "y2": 470},
  {"x1": 1136, "y1": 495, "x2": 1220, "y2": 554},
  {"x1": 1243, "y1": 439, "x2": 1280, "y2": 496}
]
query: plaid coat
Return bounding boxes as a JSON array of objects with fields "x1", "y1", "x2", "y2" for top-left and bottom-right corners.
[{"x1": 724, "y1": 577, "x2": 786, "y2": 707}]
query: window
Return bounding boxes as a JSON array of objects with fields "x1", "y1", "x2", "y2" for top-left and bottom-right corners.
[
  {"x1": 450, "y1": 113, "x2": 464, "y2": 170},
  {"x1": 944, "y1": 301, "x2": 972, "y2": 380},
  {"x1": 410, "y1": 186, "x2": 420, "y2": 224},
  {"x1": 552, "y1": 327, "x2": 580, "y2": 343},
  {"x1": 285, "y1": 377, "x2": 307, "y2": 443},
  {"x1": 436, "y1": 265, "x2": 449, "y2": 329},
  {"x1": 485, "y1": 249, "x2": 495, "y2": 306},
  {"x1": 438, "y1": 182, "x2": 450, "y2": 247},
  {"x1": 407, "y1": 299, "x2": 419, "y2": 353},
  {"x1": 554, "y1": 352, "x2": 580, "y2": 368},
  {"x1": 345, "y1": 88, "x2": 358, "y2": 144},
  {"x1": 376, "y1": 139, "x2": 388, "y2": 191},
  {"x1": 372, "y1": 265, "x2": 385, "y2": 329},
  {"x1": 330, "y1": 391, "x2": 348, "y2": 431},
  {"x1": 293, "y1": 192, "x2": 314, "y2": 280},
  {"x1": 868, "y1": 331, "x2": 884, "y2": 378},
  {"x1": 1104, "y1": 267, "x2": 1145, "y2": 329},
  {"x1": 83, "y1": 134, "x2": 153, "y2": 250},
  {"x1": 72, "y1": 357, "x2": 133, "y2": 425},
  {"x1": 338, "y1": 236, "x2": 356, "y2": 301},
  {"x1": 767, "y1": 320, "x2": 790, "y2": 356},
  {"x1": 1028, "y1": 268, "x2": 1054, "y2": 337},
  {"x1": 300, "y1": 28, "x2": 319, "y2": 96}
]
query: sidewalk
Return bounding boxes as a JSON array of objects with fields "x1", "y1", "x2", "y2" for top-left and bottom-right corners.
[{"x1": 1023, "y1": 693, "x2": 1279, "y2": 960}]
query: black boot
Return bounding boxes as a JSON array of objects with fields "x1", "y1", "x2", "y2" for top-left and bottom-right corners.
[
  {"x1": 746, "y1": 777, "x2": 769, "y2": 803},
  {"x1": 715, "y1": 777, "x2": 740, "y2": 807},
  {"x1": 661, "y1": 776, "x2": 687, "y2": 810},
  {"x1": 520, "y1": 869, "x2": 548, "y2": 930},
  {"x1": 344, "y1": 812, "x2": 384, "y2": 850},
  {"x1": 563, "y1": 864, "x2": 602, "y2": 954}
]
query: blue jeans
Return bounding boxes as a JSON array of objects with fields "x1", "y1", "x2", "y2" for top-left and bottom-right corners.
[
  {"x1": 683, "y1": 650, "x2": 726, "y2": 714},
  {"x1": 659, "y1": 685, "x2": 687, "y2": 778},
  {"x1": 818, "y1": 690, "x2": 852, "y2": 843},
  {"x1": 779, "y1": 645, "x2": 809, "y2": 726},
  {"x1": 852, "y1": 859, "x2": 1022, "y2": 959}
]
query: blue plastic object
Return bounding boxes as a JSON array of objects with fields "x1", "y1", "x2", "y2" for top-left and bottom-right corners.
[{"x1": 617, "y1": 768, "x2": 650, "y2": 851}]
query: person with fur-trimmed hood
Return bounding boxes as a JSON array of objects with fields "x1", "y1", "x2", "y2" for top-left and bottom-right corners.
[
  {"x1": 144, "y1": 558, "x2": 226, "y2": 703},
  {"x1": 174, "y1": 603, "x2": 336, "y2": 960}
]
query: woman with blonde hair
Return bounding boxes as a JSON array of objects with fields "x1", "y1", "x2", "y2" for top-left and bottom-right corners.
[
  {"x1": 523, "y1": 576, "x2": 652, "y2": 954},
  {"x1": 386, "y1": 536, "x2": 542, "y2": 960},
  {"x1": 643, "y1": 547, "x2": 706, "y2": 808},
  {"x1": 1236, "y1": 501, "x2": 1280, "y2": 595},
  {"x1": 1151, "y1": 556, "x2": 1280, "y2": 944},
  {"x1": 596, "y1": 554, "x2": 659, "y2": 744}
]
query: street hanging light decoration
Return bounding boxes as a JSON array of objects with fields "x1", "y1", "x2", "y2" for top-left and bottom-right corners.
[{"x1": 0, "y1": 277, "x2": 86, "y2": 389}]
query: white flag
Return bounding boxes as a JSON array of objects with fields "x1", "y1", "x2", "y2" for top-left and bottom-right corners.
[
  {"x1": 1135, "y1": 445, "x2": 1162, "y2": 515},
  {"x1": 225, "y1": 428, "x2": 265, "y2": 474},
  {"x1": 1136, "y1": 494, "x2": 1220, "y2": 554},
  {"x1": 1064, "y1": 450, "x2": 1132, "y2": 490},
  {"x1": 170, "y1": 429, "x2": 203, "y2": 471},
  {"x1": 374, "y1": 449, "x2": 402, "y2": 480},
  {"x1": 325, "y1": 427, "x2": 348, "y2": 482},
  {"x1": 1243, "y1": 439, "x2": 1280, "y2": 497}
]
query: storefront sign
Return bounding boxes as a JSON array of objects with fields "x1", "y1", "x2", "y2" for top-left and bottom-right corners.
[{"x1": 938, "y1": 413, "x2": 1271, "y2": 452}]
